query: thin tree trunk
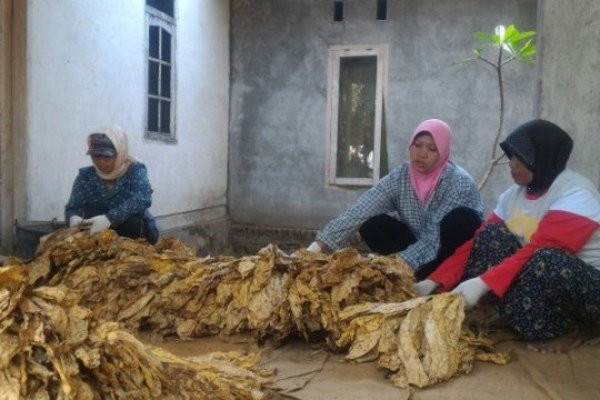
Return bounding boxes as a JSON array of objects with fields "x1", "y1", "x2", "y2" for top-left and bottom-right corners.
[{"x1": 478, "y1": 48, "x2": 506, "y2": 190}]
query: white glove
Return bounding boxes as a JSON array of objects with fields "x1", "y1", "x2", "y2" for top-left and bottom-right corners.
[
  {"x1": 307, "y1": 241, "x2": 322, "y2": 253},
  {"x1": 414, "y1": 279, "x2": 438, "y2": 297},
  {"x1": 451, "y1": 277, "x2": 490, "y2": 309},
  {"x1": 83, "y1": 215, "x2": 111, "y2": 235},
  {"x1": 69, "y1": 215, "x2": 84, "y2": 227}
]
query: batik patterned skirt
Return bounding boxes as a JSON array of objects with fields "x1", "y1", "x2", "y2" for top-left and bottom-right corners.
[{"x1": 461, "y1": 223, "x2": 600, "y2": 340}]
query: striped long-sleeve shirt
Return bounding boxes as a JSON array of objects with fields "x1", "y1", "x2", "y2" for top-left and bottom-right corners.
[{"x1": 316, "y1": 162, "x2": 484, "y2": 271}]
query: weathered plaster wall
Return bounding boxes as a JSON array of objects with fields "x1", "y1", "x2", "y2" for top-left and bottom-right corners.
[
  {"x1": 537, "y1": 0, "x2": 600, "y2": 186},
  {"x1": 230, "y1": 0, "x2": 538, "y2": 229},
  {"x1": 25, "y1": 0, "x2": 229, "y2": 233}
]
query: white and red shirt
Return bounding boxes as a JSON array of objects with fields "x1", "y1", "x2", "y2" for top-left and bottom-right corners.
[{"x1": 429, "y1": 169, "x2": 600, "y2": 297}]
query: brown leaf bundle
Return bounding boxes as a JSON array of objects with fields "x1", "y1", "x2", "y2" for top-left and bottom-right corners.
[
  {"x1": 23, "y1": 229, "x2": 415, "y2": 343},
  {"x1": 0, "y1": 264, "x2": 274, "y2": 399},
  {"x1": 11, "y1": 228, "x2": 510, "y2": 391},
  {"x1": 336, "y1": 293, "x2": 511, "y2": 389}
]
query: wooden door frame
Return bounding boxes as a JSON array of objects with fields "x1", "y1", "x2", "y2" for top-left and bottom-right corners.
[{"x1": 0, "y1": 0, "x2": 27, "y2": 254}]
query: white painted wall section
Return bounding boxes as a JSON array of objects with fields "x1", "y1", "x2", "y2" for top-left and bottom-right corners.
[{"x1": 25, "y1": 0, "x2": 230, "y2": 228}]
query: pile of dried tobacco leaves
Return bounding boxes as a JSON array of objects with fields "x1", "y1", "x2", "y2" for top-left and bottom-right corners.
[
  {"x1": 1, "y1": 228, "x2": 510, "y2": 394},
  {"x1": 0, "y1": 263, "x2": 274, "y2": 399},
  {"x1": 24, "y1": 229, "x2": 416, "y2": 343},
  {"x1": 337, "y1": 294, "x2": 510, "y2": 388}
]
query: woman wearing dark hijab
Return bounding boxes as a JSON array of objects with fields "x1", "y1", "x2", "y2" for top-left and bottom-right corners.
[{"x1": 415, "y1": 119, "x2": 600, "y2": 353}]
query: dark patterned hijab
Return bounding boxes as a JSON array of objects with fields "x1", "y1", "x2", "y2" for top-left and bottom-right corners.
[{"x1": 500, "y1": 119, "x2": 573, "y2": 194}]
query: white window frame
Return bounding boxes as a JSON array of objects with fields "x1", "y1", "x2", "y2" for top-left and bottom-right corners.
[
  {"x1": 145, "y1": 6, "x2": 177, "y2": 142},
  {"x1": 326, "y1": 44, "x2": 388, "y2": 186}
]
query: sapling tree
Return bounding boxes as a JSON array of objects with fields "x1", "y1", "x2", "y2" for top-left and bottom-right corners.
[{"x1": 457, "y1": 24, "x2": 536, "y2": 190}]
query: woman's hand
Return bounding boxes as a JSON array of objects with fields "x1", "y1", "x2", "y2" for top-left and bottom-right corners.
[
  {"x1": 69, "y1": 215, "x2": 84, "y2": 227},
  {"x1": 451, "y1": 277, "x2": 490, "y2": 308},
  {"x1": 83, "y1": 215, "x2": 111, "y2": 235},
  {"x1": 307, "y1": 240, "x2": 328, "y2": 253},
  {"x1": 306, "y1": 241, "x2": 322, "y2": 252},
  {"x1": 414, "y1": 279, "x2": 438, "y2": 297},
  {"x1": 291, "y1": 240, "x2": 327, "y2": 257}
]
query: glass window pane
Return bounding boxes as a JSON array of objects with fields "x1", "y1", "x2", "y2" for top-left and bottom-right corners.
[
  {"x1": 160, "y1": 64, "x2": 171, "y2": 98},
  {"x1": 161, "y1": 29, "x2": 171, "y2": 62},
  {"x1": 336, "y1": 55, "x2": 377, "y2": 179},
  {"x1": 148, "y1": 98, "x2": 159, "y2": 131},
  {"x1": 147, "y1": 0, "x2": 174, "y2": 17},
  {"x1": 333, "y1": 1, "x2": 344, "y2": 22},
  {"x1": 377, "y1": 0, "x2": 388, "y2": 20},
  {"x1": 160, "y1": 100, "x2": 171, "y2": 133},
  {"x1": 148, "y1": 61, "x2": 159, "y2": 95},
  {"x1": 149, "y1": 26, "x2": 159, "y2": 59}
]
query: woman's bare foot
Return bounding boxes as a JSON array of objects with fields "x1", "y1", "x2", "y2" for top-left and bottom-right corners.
[{"x1": 526, "y1": 329, "x2": 582, "y2": 353}]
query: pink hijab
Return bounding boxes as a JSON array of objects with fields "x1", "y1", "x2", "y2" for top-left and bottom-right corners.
[{"x1": 408, "y1": 119, "x2": 452, "y2": 203}]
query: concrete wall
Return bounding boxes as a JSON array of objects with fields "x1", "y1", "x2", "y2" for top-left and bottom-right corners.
[
  {"x1": 14, "y1": 0, "x2": 598, "y2": 254},
  {"x1": 24, "y1": 0, "x2": 229, "y2": 238},
  {"x1": 229, "y1": 0, "x2": 538, "y2": 229},
  {"x1": 537, "y1": 0, "x2": 600, "y2": 187}
]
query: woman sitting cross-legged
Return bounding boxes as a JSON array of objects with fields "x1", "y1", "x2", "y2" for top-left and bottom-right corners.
[
  {"x1": 415, "y1": 119, "x2": 600, "y2": 353},
  {"x1": 65, "y1": 126, "x2": 159, "y2": 244},
  {"x1": 306, "y1": 119, "x2": 484, "y2": 280}
]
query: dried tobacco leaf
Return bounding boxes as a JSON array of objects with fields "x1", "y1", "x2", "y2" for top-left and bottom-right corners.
[
  {"x1": 339, "y1": 293, "x2": 511, "y2": 389},
  {"x1": 0, "y1": 262, "x2": 275, "y2": 399},
  {"x1": 28, "y1": 231, "x2": 413, "y2": 343},
  {"x1": 9, "y1": 228, "x2": 510, "y2": 393}
]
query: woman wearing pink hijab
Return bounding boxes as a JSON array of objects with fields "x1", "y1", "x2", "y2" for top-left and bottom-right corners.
[{"x1": 307, "y1": 119, "x2": 484, "y2": 280}]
